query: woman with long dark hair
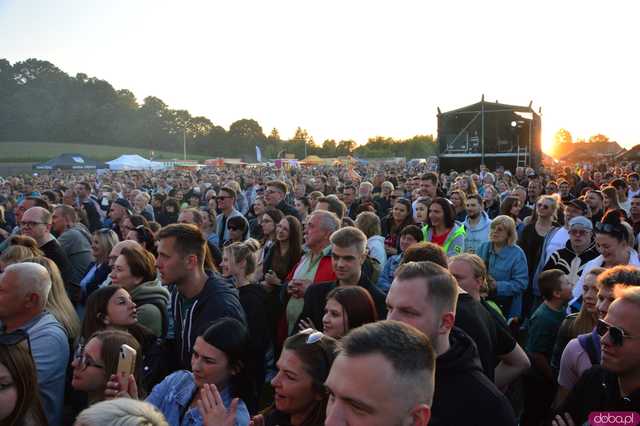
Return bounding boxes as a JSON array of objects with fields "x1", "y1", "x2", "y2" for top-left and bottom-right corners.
[
  {"x1": 261, "y1": 216, "x2": 303, "y2": 288},
  {"x1": 106, "y1": 318, "x2": 253, "y2": 425},
  {"x1": 381, "y1": 198, "x2": 415, "y2": 256},
  {"x1": 421, "y1": 197, "x2": 465, "y2": 257},
  {"x1": 321, "y1": 286, "x2": 378, "y2": 340},
  {"x1": 253, "y1": 329, "x2": 337, "y2": 426}
]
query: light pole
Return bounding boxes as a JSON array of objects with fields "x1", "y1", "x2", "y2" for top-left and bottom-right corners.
[{"x1": 183, "y1": 127, "x2": 187, "y2": 161}]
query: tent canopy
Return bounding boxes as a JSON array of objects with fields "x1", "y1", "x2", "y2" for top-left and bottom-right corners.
[
  {"x1": 33, "y1": 153, "x2": 106, "y2": 170},
  {"x1": 106, "y1": 154, "x2": 165, "y2": 171}
]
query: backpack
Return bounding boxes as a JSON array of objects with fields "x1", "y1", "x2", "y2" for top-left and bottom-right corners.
[{"x1": 138, "y1": 296, "x2": 172, "y2": 392}]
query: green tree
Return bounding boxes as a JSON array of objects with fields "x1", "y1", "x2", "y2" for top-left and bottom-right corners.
[
  {"x1": 336, "y1": 140, "x2": 356, "y2": 156},
  {"x1": 588, "y1": 133, "x2": 610, "y2": 143}
]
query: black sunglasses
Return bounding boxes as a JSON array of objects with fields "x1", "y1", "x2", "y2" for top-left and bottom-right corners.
[{"x1": 597, "y1": 318, "x2": 640, "y2": 346}]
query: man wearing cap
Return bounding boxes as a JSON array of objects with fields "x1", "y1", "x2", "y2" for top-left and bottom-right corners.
[
  {"x1": 544, "y1": 199, "x2": 591, "y2": 264},
  {"x1": 543, "y1": 216, "x2": 599, "y2": 310},
  {"x1": 109, "y1": 198, "x2": 132, "y2": 240}
]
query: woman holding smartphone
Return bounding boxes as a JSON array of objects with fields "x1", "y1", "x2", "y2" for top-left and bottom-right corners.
[{"x1": 106, "y1": 318, "x2": 253, "y2": 426}]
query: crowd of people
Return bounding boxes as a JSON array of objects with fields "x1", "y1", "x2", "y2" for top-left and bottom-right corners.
[{"x1": 1, "y1": 160, "x2": 640, "y2": 425}]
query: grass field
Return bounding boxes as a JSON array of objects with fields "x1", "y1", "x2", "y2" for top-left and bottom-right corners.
[{"x1": 0, "y1": 141, "x2": 209, "y2": 162}]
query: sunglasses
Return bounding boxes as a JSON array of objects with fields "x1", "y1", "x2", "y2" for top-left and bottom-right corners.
[
  {"x1": 536, "y1": 203, "x2": 551, "y2": 209},
  {"x1": 597, "y1": 319, "x2": 640, "y2": 346}
]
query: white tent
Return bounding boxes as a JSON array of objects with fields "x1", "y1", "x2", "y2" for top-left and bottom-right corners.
[{"x1": 106, "y1": 155, "x2": 165, "y2": 171}]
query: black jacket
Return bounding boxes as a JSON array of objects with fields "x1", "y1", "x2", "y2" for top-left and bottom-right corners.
[
  {"x1": 296, "y1": 274, "x2": 387, "y2": 334},
  {"x1": 455, "y1": 293, "x2": 516, "y2": 381},
  {"x1": 543, "y1": 239, "x2": 600, "y2": 278},
  {"x1": 430, "y1": 327, "x2": 517, "y2": 426},
  {"x1": 557, "y1": 366, "x2": 640, "y2": 425},
  {"x1": 170, "y1": 272, "x2": 246, "y2": 369},
  {"x1": 239, "y1": 283, "x2": 270, "y2": 399}
]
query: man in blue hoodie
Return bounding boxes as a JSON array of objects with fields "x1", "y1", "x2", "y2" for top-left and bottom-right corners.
[
  {"x1": 156, "y1": 224, "x2": 246, "y2": 370},
  {"x1": 463, "y1": 194, "x2": 492, "y2": 254}
]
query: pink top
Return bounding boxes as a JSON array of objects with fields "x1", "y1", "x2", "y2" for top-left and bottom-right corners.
[{"x1": 557, "y1": 337, "x2": 595, "y2": 389}]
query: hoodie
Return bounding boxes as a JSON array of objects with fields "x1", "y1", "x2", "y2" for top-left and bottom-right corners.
[
  {"x1": 170, "y1": 272, "x2": 246, "y2": 369},
  {"x1": 430, "y1": 327, "x2": 516, "y2": 426},
  {"x1": 130, "y1": 280, "x2": 171, "y2": 338},
  {"x1": 463, "y1": 212, "x2": 492, "y2": 254}
]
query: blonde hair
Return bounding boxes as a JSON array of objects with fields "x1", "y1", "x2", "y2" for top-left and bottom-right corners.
[
  {"x1": 449, "y1": 253, "x2": 492, "y2": 295},
  {"x1": 489, "y1": 215, "x2": 517, "y2": 246},
  {"x1": 24, "y1": 256, "x2": 81, "y2": 341},
  {"x1": 0, "y1": 244, "x2": 43, "y2": 266},
  {"x1": 75, "y1": 398, "x2": 168, "y2": 426},
  {"x1": 224, "y1": 239, "x2": 261, "y2": 277}
]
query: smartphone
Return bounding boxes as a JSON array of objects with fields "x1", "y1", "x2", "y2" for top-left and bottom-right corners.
[{"x1": 117, "y1": 344, "x2": 137, "y2": 389}]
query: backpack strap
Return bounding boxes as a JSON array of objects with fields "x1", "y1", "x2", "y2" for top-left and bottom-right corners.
[{"x1": 578, "y1": 332, "x2": 600, "y2": 365}]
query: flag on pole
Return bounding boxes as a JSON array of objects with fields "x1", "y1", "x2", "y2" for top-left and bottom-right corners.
[{"x1": 256, "y1": 146, "x2": 262, "y2": 163}]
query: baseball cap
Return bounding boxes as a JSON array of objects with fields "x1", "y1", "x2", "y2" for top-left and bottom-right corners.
[
  {"x1": 113, "y1": 198, "x2": 133, "y2": 215},
  {"x1": 567, "y1": 199, "x2": 589, "y2": 214},
  {"x1": 569, "y1": 216, "x2": 593, "y2": 231}
]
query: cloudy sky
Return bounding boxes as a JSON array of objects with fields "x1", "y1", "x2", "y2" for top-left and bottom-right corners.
[{"x1": 2, "y1": 0, "x2": 639, "y2": 152}]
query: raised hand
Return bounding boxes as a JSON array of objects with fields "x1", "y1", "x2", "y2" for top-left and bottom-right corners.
[{"x1": 196, "y1": 383, "x2": 238, "y2": 426}]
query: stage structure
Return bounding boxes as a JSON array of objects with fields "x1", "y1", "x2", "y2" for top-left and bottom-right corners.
[{"x1": 437, "y1": 96, "x2": 542, "y2": 172}]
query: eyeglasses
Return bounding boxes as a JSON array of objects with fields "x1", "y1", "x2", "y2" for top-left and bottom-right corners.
[
  {"x1": 74, "y1": 342, "x2": 105, "y2": 371},
  {"x1": 20, "y1": 221, "x2": 45, "y2": 228},
  {"x1": 597, "y1": 318, "x2": 640, "y2": 347}
]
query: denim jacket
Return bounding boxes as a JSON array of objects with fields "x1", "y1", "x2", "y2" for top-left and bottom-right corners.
[
  {"x1": 377, "y1": 253, "x2": 402, "y2": 294},
  {"x1": 477, "y1": 242, "x2": 529, "y2": 318},
  {"x1": 146, "y1": 370, "x2": 250, "y2": 426}
]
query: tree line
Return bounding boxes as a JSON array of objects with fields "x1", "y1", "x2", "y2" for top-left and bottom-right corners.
[{"x1": 0, "y1": 58, "x2": 437, "y2": 160}]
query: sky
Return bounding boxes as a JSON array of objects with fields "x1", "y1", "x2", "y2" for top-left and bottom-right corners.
[{"x1": 1, "y1": 0, "x2": 640, "y2": 153}]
